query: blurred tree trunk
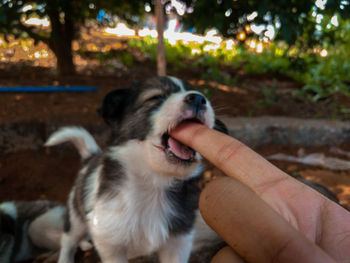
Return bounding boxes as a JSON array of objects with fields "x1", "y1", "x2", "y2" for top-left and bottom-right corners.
[
  {"x1": 46, "y1": 1, "x2": 76, "y2": 76},
  {"x1": 156, "y1": 0, "x2": 166, "y2": 76}
]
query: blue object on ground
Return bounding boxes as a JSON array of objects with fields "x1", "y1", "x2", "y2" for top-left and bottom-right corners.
[{"x1": 0, "y1": 86, "x2": 98, "y2": 93}]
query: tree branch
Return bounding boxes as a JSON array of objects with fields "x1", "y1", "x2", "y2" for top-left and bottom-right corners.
[{"x1": 156, "y1": 0, "x2": 166, "y2": 76}]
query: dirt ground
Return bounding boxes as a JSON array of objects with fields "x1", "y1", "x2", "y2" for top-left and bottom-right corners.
[
  {"x1": 1, "y1": 64, "x2": 350, "y2": 125},
  {"x1": 1, "y1": 36, "x2": 350, "y2": 262}
]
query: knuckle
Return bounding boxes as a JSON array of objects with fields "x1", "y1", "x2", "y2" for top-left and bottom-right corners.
[{"x1": 215, "y1": 140, "x2": 244, "y2": 167}]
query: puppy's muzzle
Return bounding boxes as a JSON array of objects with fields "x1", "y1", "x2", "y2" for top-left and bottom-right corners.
[{"x1": 184, "y1": 93, "x2": 207, "y2": 115}]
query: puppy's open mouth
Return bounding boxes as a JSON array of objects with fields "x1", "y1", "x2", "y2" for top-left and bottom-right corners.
[
  {"x1": 159, "y1": 118, "x2": 202, "y2": 164},
  {"x1": 161, "y1": 133, "x2": 195, "y2": 162}
]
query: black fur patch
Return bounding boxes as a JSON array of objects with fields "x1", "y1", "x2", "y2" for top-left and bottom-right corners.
[
  {"x1": 98, "y1": 88, "x2": 131, "y2": 126},
  {"x1": 98, "y1": 156, "x2": 126, "y2": 198},
  {"x1": 166, "y1": 175, "x2": 201, "y2": 235},
  {"x1": 0, "y1": 212, "x2": 16, "y2": 235},
  {"x1": 0, "y1": 209, "x2": 20, "y2": 262},
  {"x1": 214, "y1": 119, "x2": 229, "y2": 135},
  {"x1": 0, "y1": 214, "x2": 16, "y2": 262},
  {"x1": 63, "y1": 209, "x2": 71, "y2": 233},
  {"x1": 73, "y1": 154, "x2": 102, "y2": 220},
  {"x1": 73, "y1": 180, "x2": 87, "y2": 221}
]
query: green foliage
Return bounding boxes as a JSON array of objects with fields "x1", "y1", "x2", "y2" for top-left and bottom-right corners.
[
  {"x1": 129, "y1": 29, "x2": 350, "y2": 101},
  {"x1": 201, "y1": 66, "x2": 222, "y2": 82},
  {"x1": 119, "y1": 53, "x2": 133, "y2": 67},
  {"x1": 290, "y1": 17, "x2": 350, "y2": 100},
  {"x1": 182, "y1": 0, "x2": 350, "y2": 46},
  {"x1": 128, "y1": 37, "x2": 192, "y2": 70},
  {"x1": 95, "y1": 52, "x2": 114, "y2": 62},
  {"x1": 77, "y1": 47, "x2": 134, "y2": 67},
  {"x1": 239, "y1": 45, "x2": 290, "y2": 75},
  {"x1": 128, "y1": 37, "x2": 157, "y2": 62},
  {"x1": 256, "y1": 84, "x2": 278, "y2": 108}
]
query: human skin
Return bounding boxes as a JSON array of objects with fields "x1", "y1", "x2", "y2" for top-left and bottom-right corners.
[{"x1": 170, "y1": 122, "x2": 350, "y2": 263}]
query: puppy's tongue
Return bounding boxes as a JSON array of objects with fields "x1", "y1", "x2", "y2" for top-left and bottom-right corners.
[{"x1": 168, "y1": 136, "x2": 193, "y2": 160}]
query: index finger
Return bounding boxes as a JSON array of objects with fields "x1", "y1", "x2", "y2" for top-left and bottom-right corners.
[{"x1": 170, "y1": 122, "x2": 294, "y2": 194}]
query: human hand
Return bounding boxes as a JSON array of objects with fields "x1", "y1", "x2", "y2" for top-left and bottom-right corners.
[{"x1": 170, "y1": 122, "x2": 350, "y2": 263}]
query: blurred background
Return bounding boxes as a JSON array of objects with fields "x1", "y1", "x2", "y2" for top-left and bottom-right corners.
[
  {"x1": 0, "y1": 0, "x2": 350, "y2": 118},
  {"x1": 1, "y1": 1, "x2": 350, "y2": 262}
]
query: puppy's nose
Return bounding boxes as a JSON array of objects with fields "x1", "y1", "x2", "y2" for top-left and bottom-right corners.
[{"x1": 184, "y1": 93, "x2": 207, "y2": 113}]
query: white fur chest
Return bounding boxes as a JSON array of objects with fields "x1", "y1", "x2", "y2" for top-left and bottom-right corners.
[{"x1": 88, "y1": 171, "x2": 174, "y2": 259}]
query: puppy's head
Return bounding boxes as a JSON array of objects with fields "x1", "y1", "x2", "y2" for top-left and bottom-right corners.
[{"x1": 99, "y1": 76, "x2": 216, "y2": 177}]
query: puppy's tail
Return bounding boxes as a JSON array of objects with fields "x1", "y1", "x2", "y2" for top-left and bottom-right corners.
[{"x1": 45, "y1": 127, "x2": 100, "y2": 160}]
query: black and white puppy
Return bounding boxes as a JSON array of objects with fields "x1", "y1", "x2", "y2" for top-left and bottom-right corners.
[
  {"x1": 0, "y1": 200, "x2": 65, "y2": 263},
  {"x1": 46, "y1": 76, "x2": 216, "y2": 263}
]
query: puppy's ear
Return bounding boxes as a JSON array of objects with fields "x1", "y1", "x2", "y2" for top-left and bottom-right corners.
[
  {"x1": 98, "y1": 88, "x2": 130, "y2": 126},
  {"x1": 214, "y1": 118, "x2": 229, "y2": 135}
]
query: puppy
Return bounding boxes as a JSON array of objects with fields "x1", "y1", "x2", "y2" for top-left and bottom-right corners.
[
  {"x1": 0, "y1": 200, "x2": 65, "y2": 262},
  {"x1": 46, "y1": 76, "x2": 216, "y2": 263}
]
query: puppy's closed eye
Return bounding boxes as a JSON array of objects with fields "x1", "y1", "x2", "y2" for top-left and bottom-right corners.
[{"x1": 144, "y1": 95, "x2": 165, "y2": 103}]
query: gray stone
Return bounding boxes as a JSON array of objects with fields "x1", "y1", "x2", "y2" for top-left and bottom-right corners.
[{"x1": 220, "y1": 116, "x2": 350, "y2": 147}]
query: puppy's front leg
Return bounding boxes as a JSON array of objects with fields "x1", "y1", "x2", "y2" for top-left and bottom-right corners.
[
  {"x1": 158, "y1": 232, "x2": 194, "y2": 263},
  {"x1": 58, "y1": 213, "x2": 87, "y2": 263},
  {"x1": 58, "y1": 231, "x2": 85, "y2": 263}
]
